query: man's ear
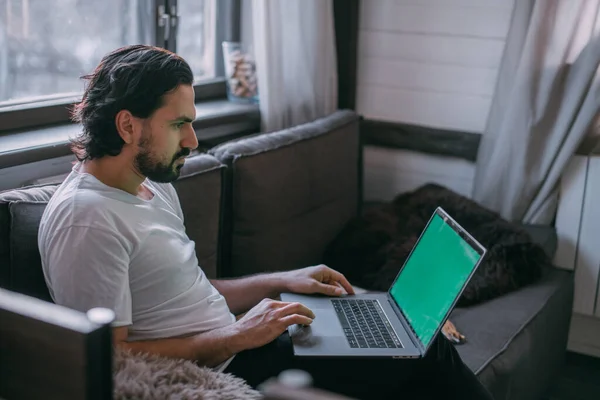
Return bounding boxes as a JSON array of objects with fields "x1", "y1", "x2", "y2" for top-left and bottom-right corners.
[{"x1": 115, "y1": 110, "x2": 138, "y2": 144}]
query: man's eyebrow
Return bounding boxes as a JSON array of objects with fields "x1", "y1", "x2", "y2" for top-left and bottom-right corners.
[{"x1": 169, "y1": 116, "x2": 195, "y2": 123}]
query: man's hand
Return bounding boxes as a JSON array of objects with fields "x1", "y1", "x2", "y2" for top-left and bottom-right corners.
[
  {"x1": 283, "y1": 264, "x2": 355, "y2": 297},
  {"x1": 211, "y1": 265, "x2": 353, "y2": 315},
  {"x1": 233, "y1": 298, "x2": 315, "y2": 349}
]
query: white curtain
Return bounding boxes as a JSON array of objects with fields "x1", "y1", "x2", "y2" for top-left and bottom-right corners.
[
  {"x1": 252, "y1": 0, "x2": 338, "y2": 133},
  {"x1": 472, "y1": 0, "x2": 600, "y2": 224}
]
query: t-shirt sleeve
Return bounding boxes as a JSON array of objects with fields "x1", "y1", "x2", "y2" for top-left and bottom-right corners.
[{"x1": 45, "y1": 226, "x2": 132, "y2": 326}]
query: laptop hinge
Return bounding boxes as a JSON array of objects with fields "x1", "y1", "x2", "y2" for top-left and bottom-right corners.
[{"x1": 386, "y1": 293, "x2": 425, "y2": 354}]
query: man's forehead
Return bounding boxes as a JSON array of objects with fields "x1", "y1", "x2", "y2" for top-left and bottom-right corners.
[{"x1": 159, "y1": 85, "x2": 196, "y2": 120}]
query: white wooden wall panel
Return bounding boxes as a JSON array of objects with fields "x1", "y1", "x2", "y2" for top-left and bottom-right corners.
[
  {"x1": 573, "y1": 157, "x2": 600, "y2": 316},
  {"x1": 360, "y1": 1, "x2": 512, "y2": 39},
  {"x1": 554, "y1": 156, "x2": 600, "y2": 356},
  {"x1": 358, "y1": 0, "x2": 514, "y2": 201},
  {"x1": 357, "y1": 85, "x2": 491, "y2": 132},
  {"x1": 363, "y1": 146, "x2": 476, "y2": 202},
  {"x1": 554, "y1": 155, "x2": 600, "y2": 319},
  {"x1": 357, "y1": 0, "x2": 514, "y2": 131},
  {"x1": 358, "y1": 58, "x2": 498, "y2": 97},
  {"x1": 359, "y1": 31, "x2": 505, "y2": 70}
]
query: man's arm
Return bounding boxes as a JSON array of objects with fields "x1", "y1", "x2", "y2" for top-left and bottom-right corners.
[
  {"x1": 114, "y1": 298, "x2": 316, "y2": 367},
  {"x1": 211, "y1": 265, "x2": 355, "y2": 315},
  {"x1": 210, "y1": 273, "x2": 287, "y2": 315},
  {"x1": 114, "y1": 325, "x2": 242, "y2": 367}
]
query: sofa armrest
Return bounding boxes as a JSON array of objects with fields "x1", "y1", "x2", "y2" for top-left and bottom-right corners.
[{"x1": 0, "y1": 288, "x2": 113, "y2": 400}]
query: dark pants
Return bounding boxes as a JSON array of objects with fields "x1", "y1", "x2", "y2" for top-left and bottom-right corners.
[{"x1": 225, "y1": 333, "x2": 493, "y2": 400}]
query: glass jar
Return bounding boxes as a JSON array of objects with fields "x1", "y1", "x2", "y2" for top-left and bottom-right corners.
[{"x1": 222, "y1": 41, "x2": 259, "y2": 104}]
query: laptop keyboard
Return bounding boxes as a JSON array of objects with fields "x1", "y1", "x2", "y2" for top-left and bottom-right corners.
[{"x1": 332, "y1": 299, "x2": 403, "y2": 349}]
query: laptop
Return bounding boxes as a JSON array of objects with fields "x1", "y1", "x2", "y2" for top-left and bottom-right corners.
[{"x1": 281, "y1": 207, "x2": 486, "y2": 359}]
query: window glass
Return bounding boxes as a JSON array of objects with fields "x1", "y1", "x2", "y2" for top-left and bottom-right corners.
[
  {"x1": 176, "y1": 0, "x2": 216, "y2": 82},
  {"x1": 0, "y1": 0, "x2": 153, "y2": 105}
]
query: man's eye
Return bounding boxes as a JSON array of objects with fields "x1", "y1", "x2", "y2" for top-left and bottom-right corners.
[{"x1": 175, "y1": 122, "x2": 185, "y2": 129}]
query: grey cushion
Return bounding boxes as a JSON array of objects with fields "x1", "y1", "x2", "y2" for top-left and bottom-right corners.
[
  {"x1": 210, "y1": 110, "x2": 361, "y2": 277},
  {"x1": 173, "y1": 154, "x2": 226, "y2": 279},
  {"x1": 0, "y1": 185, "x2": 59, "y2": 203},
  {"x1": 0, "y1": 185, "x2": 57, "y2": 297},
  {"x1": 453, "y1": 265, "x2": 574, "y2": 399},
  {"x1": 8, "y1": 202, "x2": 53, "y2": 302}
]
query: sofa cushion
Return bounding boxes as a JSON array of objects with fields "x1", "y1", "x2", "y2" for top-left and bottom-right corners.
[
  {"x1": 8, "y1": 202, "x2": 53, "y2": 302},
  {"x1": 0, "y1": 185, "x2": 58, "y2": 296},
  {"x1": 210, "y1": 110, "x2": 361, "y2": 277},
  {"x1": 173, "y1": 154, "x2": 226, "y2": 278},
  {"x1": 453, "y1": 265, "x2": 574, "y2": 399}
]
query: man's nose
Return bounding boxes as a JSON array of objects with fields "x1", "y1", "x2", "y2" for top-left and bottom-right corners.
[{"x1": 182, "y1": 124, "x2": 198, "y2": 151}]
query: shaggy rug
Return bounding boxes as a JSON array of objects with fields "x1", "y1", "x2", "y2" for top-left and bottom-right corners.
[{"x1": 113, "y1": 349, "x2": 262, "y2": 400}]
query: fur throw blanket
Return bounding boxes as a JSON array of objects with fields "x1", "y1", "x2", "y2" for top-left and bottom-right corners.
[
  {"x1": 323, "y1": 184, "x2": 551, "y2": 306},
  {"x1": 114, "y1": 349, "x2": 261, "y2": 400}
]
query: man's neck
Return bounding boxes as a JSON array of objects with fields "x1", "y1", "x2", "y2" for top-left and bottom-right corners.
[{"x1": 80, "y1": 157, "x2": 146, "y2": 197}]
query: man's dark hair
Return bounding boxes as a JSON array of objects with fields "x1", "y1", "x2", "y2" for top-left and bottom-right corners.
[{"x1": 70, "y1": 45, "x2": 194, "y2": 161}]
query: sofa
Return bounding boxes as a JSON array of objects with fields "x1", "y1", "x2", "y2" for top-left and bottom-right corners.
[{"x1": 0, "y1": 110, "x2": 574, "y2": 399}]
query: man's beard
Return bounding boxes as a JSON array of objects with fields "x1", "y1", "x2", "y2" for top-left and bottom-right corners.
[{"x1": 134, "y1": 136, "x2": 190, "y2": 183}]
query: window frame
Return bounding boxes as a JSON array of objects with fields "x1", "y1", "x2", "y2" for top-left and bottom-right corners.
[{"x1": 0, "y1": 0, "x2": 241, "y2": 135}]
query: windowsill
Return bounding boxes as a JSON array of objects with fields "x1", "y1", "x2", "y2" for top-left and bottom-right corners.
[{"x1": 0, "y1": 99, "x2": 261, "y2": 170}]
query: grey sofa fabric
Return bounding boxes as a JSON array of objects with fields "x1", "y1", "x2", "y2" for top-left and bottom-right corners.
[
  {"x1": 173, "y1": 154, "x2": 226, "y2": 279},
  {"x1": 0, "y1": 186, "x2": 58, "y2": 301},
  {"x1": 453, "y1": 267, "x2": 573, "y2": 399},
  {"x1": 9, "y1": 203, "x2": 54, "y2": 302},
  {"x1": 451, "y1": 224, "x2": 573, "y2": 399},
  {"x1": 0, "y1": 153, "x2": 226, "y2": 304},
  {"x1": 210, "y1": 110, "x2": 361, "y2": 277}
]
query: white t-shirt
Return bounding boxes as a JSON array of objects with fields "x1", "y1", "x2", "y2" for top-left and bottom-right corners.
[{"x1": 38, "y1": 163, "x2": 236, "y2": 370}]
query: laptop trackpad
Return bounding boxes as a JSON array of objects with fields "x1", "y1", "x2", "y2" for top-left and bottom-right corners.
[
  {"x1": 309, "y1": 309, "x2": 343, "y2": 337},
  {"x1": 289, "y1": 309, "x2": 342, "y2": 348}
]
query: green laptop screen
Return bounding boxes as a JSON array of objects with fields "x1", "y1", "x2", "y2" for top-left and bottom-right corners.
[{"x1": 389, "y1": 213, "x2": 481, "y2": 349}]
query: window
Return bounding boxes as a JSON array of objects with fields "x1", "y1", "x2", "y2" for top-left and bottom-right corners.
[
  {"x1": 0, "y1": 0, "x2": 238, "y2": 132},
  {"x1": 177, "y1": 0, "x2": 216, "y2": 82},
  {"x1": 0, "y1": 0, "x2": 155, "y2": 105}
]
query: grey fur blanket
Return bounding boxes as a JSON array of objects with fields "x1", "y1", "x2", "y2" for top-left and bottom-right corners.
[{"x1": 114, "y1": 349, "x2": 261, "y2": 400}]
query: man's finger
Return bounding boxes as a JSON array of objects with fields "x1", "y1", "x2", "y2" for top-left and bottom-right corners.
[
  {"x1": 329, "y1": 270, "x2": 355, "y2": 295},
  {"x1": 281, "y1": 314, "x2": 314, "y2": 327},
  {"x1": 278, "y1": 302, "x2": 315, "y2": 319},
  {"x1": 261, "y1": 298, "x2": 286, "y2": 308},
  {"x1": 314, "y1": 282, "x2": 345, "y2": 296}
]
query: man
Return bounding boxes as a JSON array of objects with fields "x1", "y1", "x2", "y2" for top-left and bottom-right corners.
[{"x1": 39, "y1": 45, "x2": 492, "y2": 399}]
